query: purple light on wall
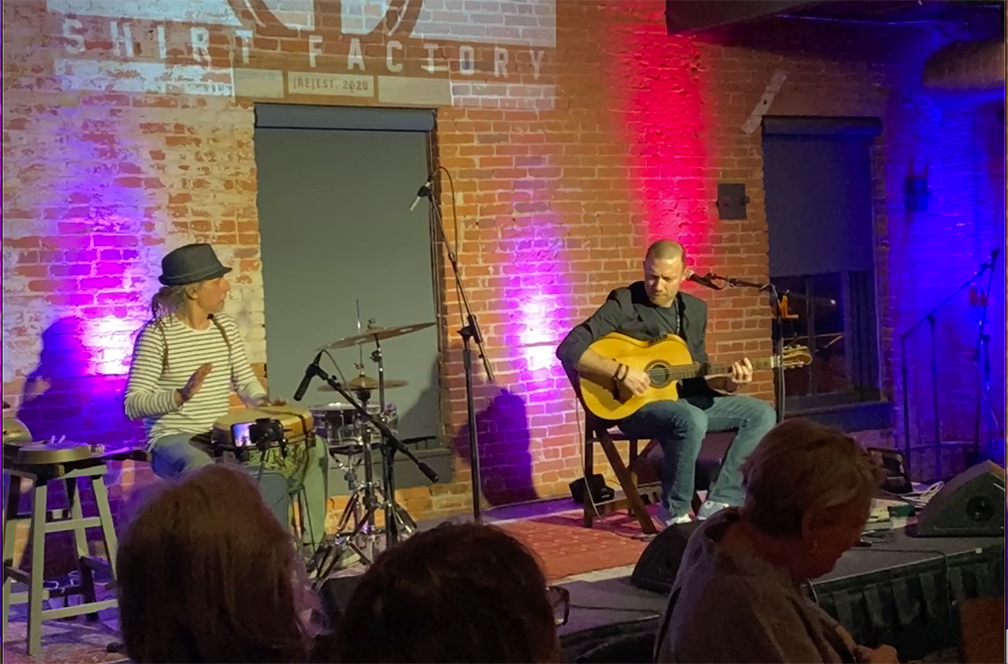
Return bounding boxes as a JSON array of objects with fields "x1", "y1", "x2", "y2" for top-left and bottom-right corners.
[
  {"x1": 501, "y1": 213, "x2": 570, "y2": 384},
  {"x1": 516, "y1": 295, "x2": 559, "y2": 372},
  {"x1": 82, "y1": 314, "x2": 140, "y2": 375}
]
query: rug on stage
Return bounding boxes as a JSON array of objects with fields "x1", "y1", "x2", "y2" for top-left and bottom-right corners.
[
  {"x1": 497, "y1": 510, "x2": 651, "y2": 581},
  {"x1": 2, "y1": 613, "x2": 126, "y2": 664},
  {"x1": 2, "y1": 510, "x2": 650, "y2": 663}
]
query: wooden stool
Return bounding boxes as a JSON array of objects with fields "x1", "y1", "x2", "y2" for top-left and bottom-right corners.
[
  {"x1": 2, "y1": 441, "x2": 148, "y2": 656},
  {"x1": 582, "y1": 412, "x2": 657, "y2": 534}
]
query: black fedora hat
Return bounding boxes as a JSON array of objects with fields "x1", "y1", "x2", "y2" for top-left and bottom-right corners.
[{"x1": 158, "y1": 243, "x2": 232, "y2": 287}]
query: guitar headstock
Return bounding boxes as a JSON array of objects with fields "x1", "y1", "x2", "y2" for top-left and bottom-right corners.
[{"x1": 779, "y1": 345, "x2": 813, "y2": 369}]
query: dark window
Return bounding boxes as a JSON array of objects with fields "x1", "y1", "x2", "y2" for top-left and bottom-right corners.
[
  {"x1": 762, "y1": 117, "x2": 882, "y2": 413},
  {"x1": 772, "y1": 271, "x2": 880, "y2": 410}
]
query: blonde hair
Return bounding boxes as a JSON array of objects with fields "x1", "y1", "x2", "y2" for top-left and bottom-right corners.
[
  {"x1": 741, "y1": 419, "x2": 883, "y2": 537},
  {"x1": 148, "y1": 283, "x2": 232, "y2": 370}
]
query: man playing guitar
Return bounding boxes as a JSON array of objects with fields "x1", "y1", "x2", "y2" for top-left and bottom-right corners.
[
  {"x1": 124, "y1": 243, "x2": 328, "y2": 549},
  {"x1": 556, "y1": 240, "x2": 776, "y2": 526}
]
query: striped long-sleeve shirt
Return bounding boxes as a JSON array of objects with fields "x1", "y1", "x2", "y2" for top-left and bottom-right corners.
[{"x1": 124, "y1": 313, "x2": 267, "y2": 445}]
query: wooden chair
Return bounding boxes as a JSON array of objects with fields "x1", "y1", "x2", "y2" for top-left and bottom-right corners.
[
  {"x1": 581, "y1": 411, "x2": 657, "y2": 534},
  {"x1": 581, "y1": 410, "x2": 733, "y2": 534}
]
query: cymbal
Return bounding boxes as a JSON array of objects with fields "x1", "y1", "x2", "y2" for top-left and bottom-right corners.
[
  {"x1": 320, "y1": 322, "x2": 436, "y2": 350},
  {"x1": 318, "y1": 376, "x2": 409, "y2": 391}
]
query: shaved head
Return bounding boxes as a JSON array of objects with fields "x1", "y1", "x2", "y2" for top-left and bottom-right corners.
[
  {"x1": 643, "y1": 239, "x2": 688, "y2": 308},
  {"x1": 645, "y1": 240, "x2": 686, "y2": 264}
]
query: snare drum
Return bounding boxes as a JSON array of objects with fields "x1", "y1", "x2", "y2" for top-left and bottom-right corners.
[
  {"x1": 310, "y1": 402, "x2": 398, "y2": 454},
  {"x1": 211, "y1": 406, "x2": 314, "y2": 453}
]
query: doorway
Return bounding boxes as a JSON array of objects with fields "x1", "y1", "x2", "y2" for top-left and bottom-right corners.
[{"x1": 254, "y1": 105, "x2": 442, "y2": 449}]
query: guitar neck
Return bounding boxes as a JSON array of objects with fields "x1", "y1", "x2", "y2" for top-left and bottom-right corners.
[{"x1": 673, "y1": 355, "x2": 777, "y2": 381}]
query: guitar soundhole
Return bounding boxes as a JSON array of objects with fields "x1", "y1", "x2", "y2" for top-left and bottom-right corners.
[{"x1": 647, "y1": 362, "x2": 672, "y2": 388}]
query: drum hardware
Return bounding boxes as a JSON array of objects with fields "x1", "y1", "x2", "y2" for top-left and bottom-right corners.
[
  {"x1": 293, "y1": 356, "x2": 438, "y2": 568},
  {"x1": 310, "y1": 399, "x2": 410, "y2": 562},
  {"x1": 318, "y1": 376, "x2": 408, "y2": 392},
  {"x1": 410, "y1": 168, "x2": 494, "y2": 524},
  {"x1": 401, "y1": 435, "x2": 437, "y2": 446},
  {"x1": 297, "y1": 312, "x2": 437, "y2": 577}
]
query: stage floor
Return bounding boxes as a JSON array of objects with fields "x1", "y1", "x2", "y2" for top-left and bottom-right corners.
[{"x1": 2, "y1": 498, "x2": 980, "y2": 664}]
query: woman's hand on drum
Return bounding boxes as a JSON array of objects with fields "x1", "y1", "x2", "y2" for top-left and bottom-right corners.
[
  {"x1": 175, "y1": 363, "x2": 213, "y2": 407},
  {"x1": 254, "y1": 396, "x2": 287, "y2": 407}
]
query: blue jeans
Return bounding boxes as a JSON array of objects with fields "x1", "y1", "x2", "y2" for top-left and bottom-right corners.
[
  {"x1": 617, "y1": 395, "x2": 776, "y2": 518},
  {"x1": 149, "y1": 433, "x2": 329, "y2": 547}
]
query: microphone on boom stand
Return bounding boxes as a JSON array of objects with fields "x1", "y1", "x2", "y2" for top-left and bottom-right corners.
[
  {"x1": 408, "y1": 168, "x2": 493, "y2": 524},
  {"x1": 686, "y1": 272, "x2": 725, "y2": 290}
]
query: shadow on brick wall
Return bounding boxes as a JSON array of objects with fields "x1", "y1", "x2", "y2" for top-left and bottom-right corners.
[
  {"x1": 17, "y1": 317, "x2": 143, "y2": 447},
  {"x1": 451, "y1": 383, "x2": 537, "y2": 507}
]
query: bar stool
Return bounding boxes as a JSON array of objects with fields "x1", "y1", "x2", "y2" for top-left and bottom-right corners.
[{"x1": 2, "y1": 440, "x2": 148, "y2": 656}]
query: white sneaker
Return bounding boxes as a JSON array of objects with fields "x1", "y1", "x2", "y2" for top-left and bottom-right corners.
[
  {"x1": 696, "y1": 500, "x2": 729, "y2": 520},
  {"x1": 656, "y1": 504, "x2": 693, "y2": 527}
]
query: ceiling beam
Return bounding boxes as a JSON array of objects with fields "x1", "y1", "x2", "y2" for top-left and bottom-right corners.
[{"x1": 665, "y1": 0, "x2": 820, "y2": 35}]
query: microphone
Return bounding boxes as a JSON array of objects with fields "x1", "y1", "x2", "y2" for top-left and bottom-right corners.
[
  {"x1": 686, "y1": 272, "x2": 723, "y2": 290},
  {"x1": 408, "y1": 175, "x2": 433, "y2": 212},
  {"x1": 293, "y1": 351, "x2": 323, "y2": 402}
]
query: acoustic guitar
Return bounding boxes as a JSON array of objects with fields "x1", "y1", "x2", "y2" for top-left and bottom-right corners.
[{"x1": 578, "y1": 333, "x2": 812, "y2": 421}]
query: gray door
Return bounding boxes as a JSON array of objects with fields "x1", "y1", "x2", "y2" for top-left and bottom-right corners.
[{"x1": 254, "y1": 125, "x2": 440, "y2": 445}]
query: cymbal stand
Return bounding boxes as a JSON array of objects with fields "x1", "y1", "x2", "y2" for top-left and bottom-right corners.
[
  {"x1": 370, "y1": 339, "x2": 418, "y2": 549},
  {"x1": 352, "y1": 388, "x2": 381, "y2": 558},
  {"x1": 308, "y1": 395, "x2": 382, "y2": 586},
  {"x1": 301, "y1": 363, "x2": 438, "y2": 586},
  {"x1": 318, "y1": 367, "x2": 439, "y2": 493}
]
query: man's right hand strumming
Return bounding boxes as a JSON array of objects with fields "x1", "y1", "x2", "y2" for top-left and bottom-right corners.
[
  {"x1": 175, "y1": 363, "x2": 213, "y2": 407},
  {"x1": 621, "y1": 367, "x2": 651, "y2": 396}
]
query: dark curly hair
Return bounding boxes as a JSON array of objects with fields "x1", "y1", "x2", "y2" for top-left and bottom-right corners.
[{"x1": 334, "y1": 522, "x2": 560, "y2": 663}]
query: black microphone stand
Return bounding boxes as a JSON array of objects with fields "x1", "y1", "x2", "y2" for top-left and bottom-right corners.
[
  {"x1": 708, "y1": 274, "x2": 786, "y2": 424},
  {"x1": 416, "y1": 171, "x2": 494, "y2": 524},
  {"x1": 899, "y1": 249, "x2": 1000, "y2": 480},
  {"x1": 306, "y1": 363, "x2": 439, "y2": 547},
  {"x1": 973, "y1": 251, "x2": 1000, "y2": 465}
]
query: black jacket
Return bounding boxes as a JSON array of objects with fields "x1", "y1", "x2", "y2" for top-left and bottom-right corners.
[{"x1": 556, "y1": 282, "x2": 717, "y2": 414}]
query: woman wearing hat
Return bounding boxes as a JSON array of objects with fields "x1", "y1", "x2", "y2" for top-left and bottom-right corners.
[{"x1": 124, "y1": 243, "x2": 328, "y2": 550}]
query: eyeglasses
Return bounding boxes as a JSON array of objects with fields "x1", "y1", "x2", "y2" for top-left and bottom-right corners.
[{"x1": 546, "y1": 585, "x2": 570, "y2": 626}]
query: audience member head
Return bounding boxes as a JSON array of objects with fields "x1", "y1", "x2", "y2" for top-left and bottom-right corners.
[
  {"x1": 117, "y1": 463, "x2": 317, "y2": 663},
  {"x1": 740, "y1": 418, "x2": 884, "y2": 581},
  {"x1": 335, "y1": 522, "x2": 562, "y2": 663}
]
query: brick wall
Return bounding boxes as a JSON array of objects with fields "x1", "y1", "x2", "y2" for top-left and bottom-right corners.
[{"x1": 3, "y1": 0, "x2": 1003, "y2": 568}]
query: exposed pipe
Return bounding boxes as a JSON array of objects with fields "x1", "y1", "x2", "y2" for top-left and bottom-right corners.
[
  {"x1": 922, "y1": 39, "x2": 1006, "y2": 90},
  {"x1": 775, "y1": 13, "x2": 939, "y2": 26}
]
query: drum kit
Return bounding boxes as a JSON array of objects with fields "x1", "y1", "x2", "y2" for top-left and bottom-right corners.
[{"x1": 300, "y1": 316, "x2": 439, "y2": 579}]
